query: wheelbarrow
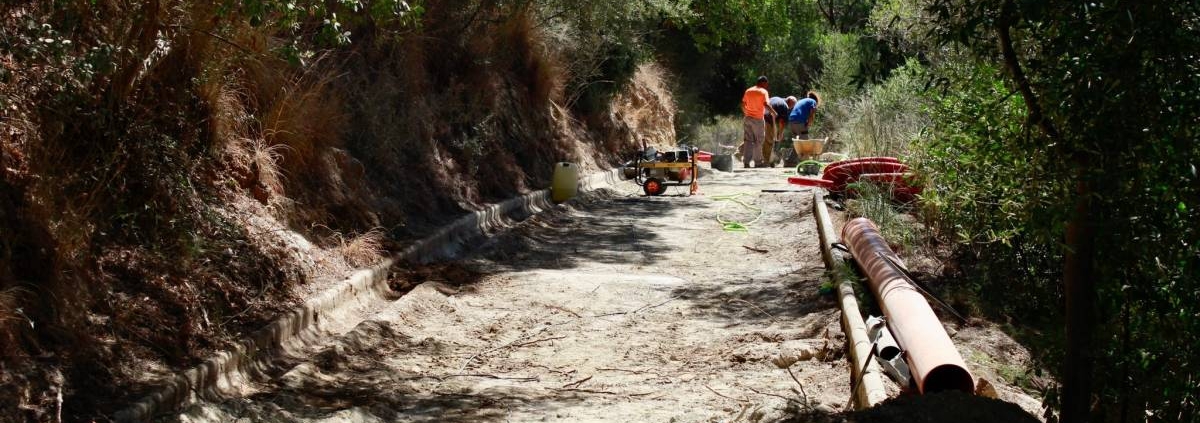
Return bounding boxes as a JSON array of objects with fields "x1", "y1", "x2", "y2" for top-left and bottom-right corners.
[
  {"x1": 793, "y1": 137, "x2": 827, "y2": 160},
  {"x1": 775, "y1": 137, "x2": 827, "y2": 167}
]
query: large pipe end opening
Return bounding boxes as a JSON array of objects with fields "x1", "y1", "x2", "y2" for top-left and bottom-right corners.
[
  {"x1": 921, "y1": 364, "x2": 974, "y2": 394},
  {"x1": 877, "y1": 345, "x2": 901, "y2": 361}
]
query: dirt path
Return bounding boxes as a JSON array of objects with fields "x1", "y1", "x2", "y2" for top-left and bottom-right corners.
[{"x1": 170, "y1": 168, "x2": 853, "y2": 423}]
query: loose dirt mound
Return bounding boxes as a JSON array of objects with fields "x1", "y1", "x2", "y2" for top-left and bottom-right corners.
[{"x1": 851, "y1": 391, "x2": 1040, "y2": 423}]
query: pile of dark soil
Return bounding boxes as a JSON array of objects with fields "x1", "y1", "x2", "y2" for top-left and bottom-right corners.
[{"x1": 850, "y1": 391, "x2": 1041, "y2": 423}]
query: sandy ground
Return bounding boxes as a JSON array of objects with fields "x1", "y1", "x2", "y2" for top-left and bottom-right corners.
[{"x1": 163, "y1": 167, "x2": 1046, "y2": 423}]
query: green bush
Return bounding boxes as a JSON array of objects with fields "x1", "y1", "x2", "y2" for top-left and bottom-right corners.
[
  {"x1": 916, "y1": 0, "x2": 1200, "y2": 417},
  {"x1": 914, "y1": 55, "x2": 1073, "y2": 330},
  {"x1": 845, "y1": 181, "x2": 924, "y2": 251},
  {"x1": 687, "y1": 116, "x2": 743, "y2": 154},
  {"x1": 836, "y1": 59, "x2": 929, "y2": 158}
]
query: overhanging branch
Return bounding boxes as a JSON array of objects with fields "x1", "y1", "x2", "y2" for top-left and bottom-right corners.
[{"x1": 996, "y1": 0, "x2": 1060, "y2": 141}]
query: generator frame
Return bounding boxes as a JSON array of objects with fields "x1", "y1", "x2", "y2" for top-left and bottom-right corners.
[{"x1": 629, "y1": 147, "x2": 699, "y2": 196}]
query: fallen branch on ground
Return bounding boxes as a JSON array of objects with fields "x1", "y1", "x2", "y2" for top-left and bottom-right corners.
[
  {"x1": 555, "y1": 387, "x2": 656, "y2": 396},
  {"x1": 530, "y1": 364, "x2": 576, "y2": 376},
  {"x1": 742, "y1": 245, "x2": 770, "y2": 253},
  {"x1": 746, "y1": 385, "x2": 798, "y2": 404},
  {"x1": 724, "y1": 298, "x2": 776, "y2": 321},
  {"x1": 596, "y1": 367, "x2": 662, "y2": 378},
  {"x1": 632, "y1": 296, "x2": 678, "y2": 313},
  {"x1": 509, "y1": 335, "x2": 567, "y2": 348},
  {"x1": 444, "y1": 373, "x2": 539, "y2": 382},
  {"x1": 562, "y1": 375, "x2": 593, "y2": 388},
  {"x1": 541, "y1": 302, "x2": 582, "y2": 318},
  {"x1": 705, "y1": 384, "x2": 746, "y2": 402},
  {"x1": 454, "y1": 327, "x2": 552, "y2": 375},
  {"x1": 786, "y1": 367, "x2": 813, "y2": 411},
  {"x1": 593, "y1": 296, "x2": 679, "y2": 317}
]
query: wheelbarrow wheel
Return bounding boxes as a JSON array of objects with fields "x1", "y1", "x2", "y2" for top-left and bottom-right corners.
[{"x1": 643, "y1": 178, "x2": 667, "y2": 196}]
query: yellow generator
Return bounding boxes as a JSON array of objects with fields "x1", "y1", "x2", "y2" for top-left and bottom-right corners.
[{"x1": 621, "y1": 146, "x2": 699, "y2": 196}]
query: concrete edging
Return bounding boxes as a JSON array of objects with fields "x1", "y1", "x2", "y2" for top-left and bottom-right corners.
[
  {"x1": 812, "y1": 190, "x2": 888, "y2": 410},
  {"x1": 115, "y1": 168, "x2": 622, "y2": 422}
]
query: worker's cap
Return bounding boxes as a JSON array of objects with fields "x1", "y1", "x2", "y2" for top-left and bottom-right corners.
[
  {"x1": 756, "y1": 75, "x2": 768, "y2": 84},
  {"x1": 786, "y1": 96, "x2": 797, "y2": 103}
]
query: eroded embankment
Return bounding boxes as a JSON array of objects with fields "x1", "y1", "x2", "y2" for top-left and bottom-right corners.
[{"x1": 0, "y1": 2, "x2": 675, "y2": 418}]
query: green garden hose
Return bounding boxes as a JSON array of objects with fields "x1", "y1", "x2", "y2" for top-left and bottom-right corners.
[
  {"x1": 796, "y1": 160, "x2": 823, "y2": 176},
  {"x1": 712, "y1": 193, "x2": 763, "y2": 232}
]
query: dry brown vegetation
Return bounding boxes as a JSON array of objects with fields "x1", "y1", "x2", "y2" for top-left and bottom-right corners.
[{"x1": 0, "y1": 1, "x2": 675, "y2": 421}]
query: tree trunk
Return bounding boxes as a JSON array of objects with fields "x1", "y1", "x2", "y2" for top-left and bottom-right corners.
[
  {"x1": 994, "y1": 2, "x2": 1094, "y2": 420},
  {"x1": 1062, "y1": 172, "x2": 1097, "y2": 423},
  {"x1": 107, "y1": 0, "x2": 162, "y2": 105}
]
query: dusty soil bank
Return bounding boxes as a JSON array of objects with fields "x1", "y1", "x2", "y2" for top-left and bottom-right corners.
[{"x1": 2, "y1": 2, "x2": 680, "y2": 418}]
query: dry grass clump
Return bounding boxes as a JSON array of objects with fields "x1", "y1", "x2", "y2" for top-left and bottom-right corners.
[
  {"x1": 612, "y1": 63, "x2": 677, "y2": 152},
  {"x1": 502, "y1": 10, "x2": 564, "y2": 106},
  {"x1": 261, "y1": 68, "x2": 348, "y2": 180},
  {"x1": 197, "y1": 43, "x2": 375, "y2": 238},
  {"x1": 198, "y1": 75, "x2": 289, "y2": 202},
  {"x1": 197, "y1": 75, "x2": 250, "y2": 151},
  {"x1": 249, "y1": 139, "x2": 289, "y2": 197},
  {"x1": 0, "y1": 288, "x2": 29, "y2": 355},
  {"x1": 845, "y1": 181, "x2": 925, "y2": 252},
  {"x1": 338, "y1": 228, "x2": 387, "y2": 268},
  {"x1": 0, "y1": 288, "x2": 16, "y2": 325},
  {"x1": 1, "y1": 3, "x2": 370, "y2": 418}
]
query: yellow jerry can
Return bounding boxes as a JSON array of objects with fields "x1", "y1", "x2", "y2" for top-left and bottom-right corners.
[{"x1": 551, "y1": 162, "x2": 578, "y2": 203}]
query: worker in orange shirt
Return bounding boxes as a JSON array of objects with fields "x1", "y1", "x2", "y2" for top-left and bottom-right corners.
[{"x1": 741, "y1": 76, "x2": 777, "y2": 168}]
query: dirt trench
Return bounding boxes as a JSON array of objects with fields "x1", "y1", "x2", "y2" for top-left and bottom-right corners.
[{"x1": 167, "y1": 168, "x2": 853, "y2": 423}]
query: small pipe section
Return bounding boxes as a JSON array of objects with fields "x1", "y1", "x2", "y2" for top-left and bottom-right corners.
[
  {"x1": 813, "y1": 191, "x2": 887, "y2": 409},
  {"x1": 841, "y1": 218, "x2": 975, "y2": 394},
  {"x1": 866, "y1": 316, "x2": 912, "y2": 387},
  {"x1": 865, "y1": 316, "x2": 902, "y2": 361}
]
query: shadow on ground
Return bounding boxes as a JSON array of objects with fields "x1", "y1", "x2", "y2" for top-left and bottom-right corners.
[
  {"x1": 466, "y1": 189, "x2": 678, "y2": 271},
  {"x1": 176, "y1": 321, "x2": 598, "y2": 423},
  {"x1": 670, "y1": 263, "x2": 834, "y2": 317}
]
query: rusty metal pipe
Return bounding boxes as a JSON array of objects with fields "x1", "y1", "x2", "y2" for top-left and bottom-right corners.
[
  {"x1": 841, "y1": 217, "x2": 974, "y2": 394},
  {"x1": 813, "y1": 192, "x2": 887, "y2": 408}
]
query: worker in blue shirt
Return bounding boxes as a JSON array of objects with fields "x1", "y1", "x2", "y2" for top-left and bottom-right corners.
[
  {"x1": 763, "y1": 96, "x2": 794, "y2": 166},
  {"x1": 788, "y1": 91, "x2": 821, "y2": 141}
]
